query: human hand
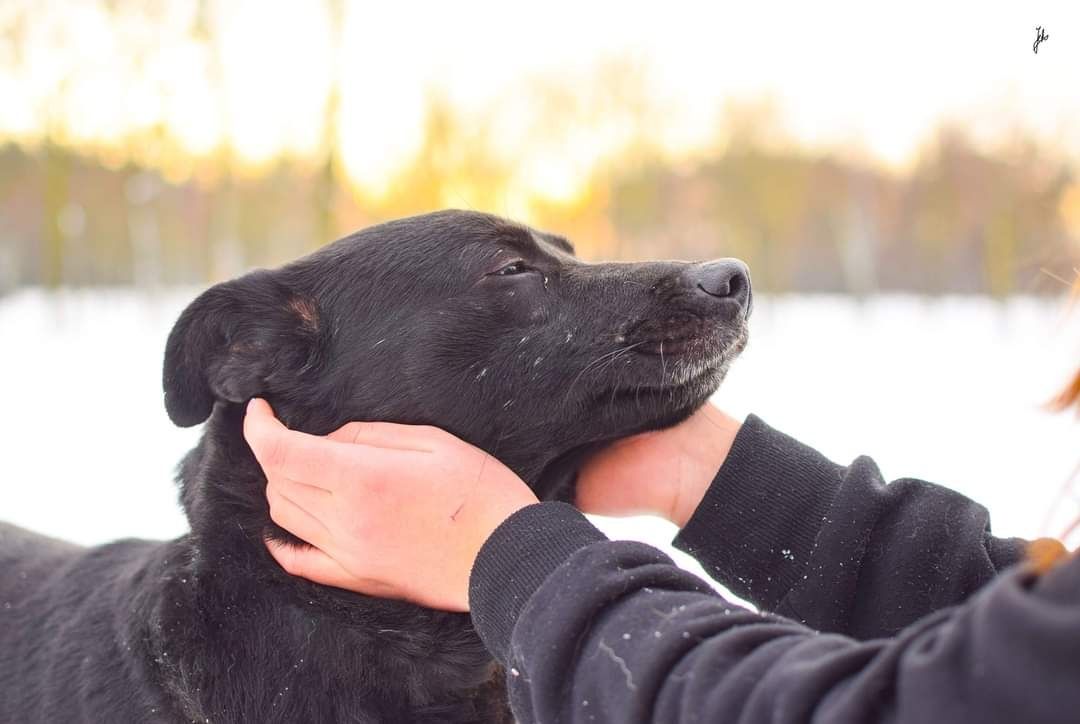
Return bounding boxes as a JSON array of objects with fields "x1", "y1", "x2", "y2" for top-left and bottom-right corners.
[
  {"x1": 576, "y1": 403, "x2": 742, "y2": 527},
  {"x1": 242, "y1": 399, "x2": 539, "y2": 612}
]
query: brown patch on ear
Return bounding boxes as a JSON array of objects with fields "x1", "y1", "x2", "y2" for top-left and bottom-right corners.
[
  {"x1": 227, "y1": 340, "x2": 257, "y2": 361},
  {"x1": 1027, "y1": 537, "x2": 1071, "y2": 575},
  {"x1": 288, "y1": 297, "x2": 320, "y2": 332}
]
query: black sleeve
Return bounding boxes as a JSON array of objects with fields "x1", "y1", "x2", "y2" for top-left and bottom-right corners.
[
  {"x1": 672, "y1": 415, "x2": 1028, "y2": 638},
  {"x1": 469, "y1": 503, "x2": 1079, "y2": 724}
]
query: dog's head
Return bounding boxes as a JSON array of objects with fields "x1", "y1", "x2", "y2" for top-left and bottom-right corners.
[{"x1": 164, "y1": 210, "x2": 750, "y2": 499}]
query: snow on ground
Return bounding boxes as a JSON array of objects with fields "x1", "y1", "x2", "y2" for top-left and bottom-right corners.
[{"x1": 2, "y1": 289, "x2": 1078, "y2": 576}]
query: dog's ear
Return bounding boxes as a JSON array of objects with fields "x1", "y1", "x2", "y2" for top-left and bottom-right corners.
[{"x1": 163, "y1": 270, "x2": 324, "y2": 427}]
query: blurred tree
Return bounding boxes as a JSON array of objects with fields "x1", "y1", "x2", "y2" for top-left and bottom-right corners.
[
  {"x1": 41, "y1": 139, "x2": 70, "y2": 288},
  {"x1": 984, "y1": 205, "x2": 1017, "y2": 297},
  {"x1": 198, "y1": 0, "x2": 243, "y2": 281},
  {"x1": 376, "y1": 96, "x2": 514, "y2": 219},
  {"x1": 841, "y1": 168, "x2": 879, "y2": 298},
  {"x1": 313, "y1": 0, "x2": 344, "y2": 248},
  {"x1": 0, "y1": 8, "x2": 1078, "y2": 295}
]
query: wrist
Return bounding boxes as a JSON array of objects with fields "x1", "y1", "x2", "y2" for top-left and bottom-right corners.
[
  {"x1": 469, "y1": 503, "x2": 607, "y2": 660},
  {"x1": 668, "y1": 405, "x2": 742, "y2": 527}
]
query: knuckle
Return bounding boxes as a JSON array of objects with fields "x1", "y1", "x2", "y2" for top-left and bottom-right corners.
[
  {"x1": 364, "y1": 468, "x2": 395, "y2": 499},
  {"x1": 418, "y1": 424, "x2": 444, "y2": 441},
  {"x1": 280, "y1": 548, "x2": 302, "y2": 574},
  {"x1": 346, "y1": 421, "x2": 373, "y2": 444},
  {"x1": 344, "y1": 516, "x2": 372, "y2": 542},
  {"x1": 262, "y1": 435, "x2": 289, "y2": 470},
  {"x1": 266, "y1": 499, "x2": 283, "y2": 524}
]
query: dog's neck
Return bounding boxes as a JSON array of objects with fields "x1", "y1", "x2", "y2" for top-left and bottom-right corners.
[
  {"x1": 177, "y1": 401, "x2": 564, "y2": 540},
  {"x1": 177, "y1": 404, "x2": 455, "y2": 617},
  {"x1": 167, "y1": 402, "x2": 504, "y2": 719},
  {"x1": 176, "y1": 403, "x2": 266, "y2": 550},
  {"x1": 175, "y1": 401, "x2": 577, "y2": 607}
]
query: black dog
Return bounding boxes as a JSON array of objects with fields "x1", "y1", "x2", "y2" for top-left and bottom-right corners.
[{"x1": 0, "y1": 210, "x2": 751, "y2": 722}]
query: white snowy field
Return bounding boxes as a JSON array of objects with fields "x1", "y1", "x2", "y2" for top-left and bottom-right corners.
[{"x1": 1, "y1": 289, "x2": 1078, "y2": 569}]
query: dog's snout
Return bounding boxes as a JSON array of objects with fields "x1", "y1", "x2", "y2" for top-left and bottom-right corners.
[{"x1": 688, "y1": 259, "x2": 753, "y2": 318}]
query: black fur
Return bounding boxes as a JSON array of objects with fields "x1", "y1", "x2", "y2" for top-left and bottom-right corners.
[{"x1": 0, "y1": 210, "x2": 750, "y2": 722}]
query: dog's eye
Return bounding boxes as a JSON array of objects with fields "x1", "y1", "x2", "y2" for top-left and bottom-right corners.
[{"x1": 494, "y1": 261, "x2": 530, "y2": 276}]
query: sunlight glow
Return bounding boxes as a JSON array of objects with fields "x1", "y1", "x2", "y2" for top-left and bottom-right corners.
[{"x1": 2, "y1": 0, "x2": 1078, "y2": 200}]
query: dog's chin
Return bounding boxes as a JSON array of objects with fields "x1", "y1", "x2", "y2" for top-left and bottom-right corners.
[
  {"x1": 607, "y1": 362, "x2": 723, "y2": 431},
  {"x1": 514, "y1": 325, "x2": 747, "y2": 505},
  {"x1": 613, "y1": 323, "x2": 747, "y2": 406},
  {"x1": 534, "y1": 374, "x2": 717, "y2": 504}
]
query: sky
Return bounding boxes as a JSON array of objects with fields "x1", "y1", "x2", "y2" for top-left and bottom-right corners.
[{"x1": 1, "y1": 0, "x2": 1077, "y2": 197}]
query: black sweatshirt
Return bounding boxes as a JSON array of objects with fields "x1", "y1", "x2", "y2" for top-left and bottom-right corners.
[{"x1": 469, "y1": 415, "x2": 1080, "y2": 723}]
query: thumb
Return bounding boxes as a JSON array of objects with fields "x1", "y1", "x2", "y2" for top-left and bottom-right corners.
[{"x1": 243, "y1": 398, "x2": 288, "y2": 465}]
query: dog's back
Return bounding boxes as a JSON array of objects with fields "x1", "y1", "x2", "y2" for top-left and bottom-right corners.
[
  {"x1": 1, "y1": 516, "x2": 500, "y2": 723},
  {"x1": 0, "y1": 522, "x2": 175, "y2": 721}
]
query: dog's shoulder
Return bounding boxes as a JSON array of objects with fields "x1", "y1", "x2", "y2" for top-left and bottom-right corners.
[
  {"x1": 0, "y1": 523, "x2": 187, "y2": 722},
  {"x1": 0, "y1": 521, "x2": 177, "y2": 596},
  {"x1": 0, "y1": 521, "x2": 83, "y2": 601},
  {"x1": 0, "y1": 520, "x2": 83, "y2": 556}
]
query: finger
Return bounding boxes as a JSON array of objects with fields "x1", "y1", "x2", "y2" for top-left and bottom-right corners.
[
  {"x1": 245, "y1": 399, "x2": 372, "y2": 492},
  {"x1": 266, "y1": 483, "x2": 333, "y2": 550},
  {"x1": 326, "y1": 420, "x2": 435, "y2": 453},
  {"x1": 266, "y1": 539, "x2": 399, "y2": 597},
  {"x1": 266, "y1": 539, "x2": 359, "y2": 589},
  {"x1": 273, "y1": 474, "x2": 333, "y2": 505},
  {"x1": 244, "y1": 399, "x2": 315, "y2": 479},
  {"x1": 267, "y1": 477, "x2": 332, "y2": 528}
]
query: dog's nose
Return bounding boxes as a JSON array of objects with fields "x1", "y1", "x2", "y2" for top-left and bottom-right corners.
[{"x1": 689, "y1": 259, "x2": 753, "y2": 318}]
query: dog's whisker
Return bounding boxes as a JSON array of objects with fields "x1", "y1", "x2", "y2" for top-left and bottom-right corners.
[
  {"x1": 562, "y1": 342, "x2": 646, "y2": 405},
  {"x1": 660, "y1": 341, "x2": 666, "y2": 386}
]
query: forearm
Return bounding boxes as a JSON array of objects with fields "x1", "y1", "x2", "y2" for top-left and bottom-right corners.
[
  {"x1": 470, "y1": 504, "x2": 1079, "y2": 724},
  {"x1": 673, "y1": 415, "x2": 1027, "y2": 637}
]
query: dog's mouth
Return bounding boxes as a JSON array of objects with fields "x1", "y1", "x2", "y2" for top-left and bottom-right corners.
[
  {"x1": 633, "y1": 336, "x2": 709, "y2": 357},
  {"x1": 626, "y1": 315, "x2": 742, "y2": 360},
  {"x1": 534, "y1": 317, "x2": 747, "y2": 503},
  {"x1": 578, "y1": 317, "x2": 747, "y2": 406}
]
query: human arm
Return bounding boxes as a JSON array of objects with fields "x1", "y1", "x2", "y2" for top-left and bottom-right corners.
[
  {"x1": 244, "y1": 400, "x2": 1076, "y2": 723},
  {"x1": 471, "y1": 502, "x2": 1079, "y2": 724},
  {"x1": 577, "y1": 407, "x2": 1028, "y2": 638}
]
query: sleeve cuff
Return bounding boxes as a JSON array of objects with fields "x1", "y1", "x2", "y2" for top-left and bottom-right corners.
[
  {"x1": 469, "y1": 502, "x2": 608, "y2": 661},
  {"x1": 672, "y1": 414, "x2": 845, "y2": 610}
]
